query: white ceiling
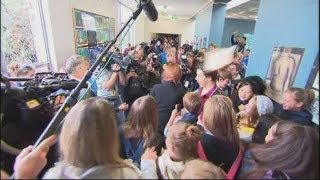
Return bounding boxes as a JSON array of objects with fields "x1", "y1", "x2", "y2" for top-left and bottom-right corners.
[{"x1": 118, "y1": 0, "x2": 260, "y2": 20}]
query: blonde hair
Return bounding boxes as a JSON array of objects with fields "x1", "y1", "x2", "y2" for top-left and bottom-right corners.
[
  {"x1": 59, "y1": 97, "x2": 125, "y2": 168},
  {"x1": 167, "y1": 122, "x2": 203, "y2": 161},
  {"x1": 162, "y1": 62, "x2": 182, "y2": 83},
  {"x1": 183, "y1": 92, "x2": 201, "y2": 114},
  {"x1": 122, "y1": 95, "x2": 158, "y2": 143},
  {"x1": 285, "y1": 87, "x2": 315, "y2": 109},
  {"x1": 217, "y1": 68, "x2": 232, "y2": 80},
  {"x1": 181, "y1": 159, "x2": 227, "y2": 179},
  {"x1": 203, "y1": 95, "x2": 240, "y2": 146}
]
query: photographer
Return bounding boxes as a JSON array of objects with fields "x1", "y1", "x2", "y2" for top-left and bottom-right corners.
[
  {"x1": 181, "y1": 52, "x2": 198, "y2": 91},
  {"x1": 96, "y1": 57, "x2": 127, "y2": 126},
  {"x1": 141, "y1": 53, "x2": 162, "y2": 90},
  {"x1": 124, "y1": 49, "x2": 149, "y2": 107}
]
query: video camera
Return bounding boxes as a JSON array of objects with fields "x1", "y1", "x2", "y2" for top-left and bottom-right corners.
[
  {"x1": 180, "y1": 54, "x2": 189, "y2": 72},
  {"x1": 149, "y1": 54, "x2": 161, "y2": 69}
]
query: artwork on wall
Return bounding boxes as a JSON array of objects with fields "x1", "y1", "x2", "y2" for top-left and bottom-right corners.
[
  {"x1": 72, "y1": 9, "x2": 115, "y2": 59},
  {"x1": 76, "y1": 30, "x2": 88, "y2": 46},
  {"x1": 265, "y1": 46, "x2": 305, "y2": 103}
]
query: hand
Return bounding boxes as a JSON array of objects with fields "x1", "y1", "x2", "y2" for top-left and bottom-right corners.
[
  {"x1": 14, "y1": 135, "x2": 58, "y2": 179},
  {"x1": 118, "y1": 103, "x2": 129, "y2": 111},
  {"x1": 141, "y1": 147, "x2": 157, "y2": 161},
  {"x1": 170, "y1": 108, "x2": 180, "y2": 119},
  {"x1": 111, "y1": 64, "x2": 121, "y2": 72}
]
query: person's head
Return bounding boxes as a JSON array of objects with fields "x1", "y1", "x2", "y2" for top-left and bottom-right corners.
[
  {"x1": 228, "y1": 63, "x2": 240, "y2": 78},
  {"x1": 16, "y1": 64, "x2": 36, "y2": 77},
  {"x1": 282, "y1": 87, "x2": 315, "y2": 111},
  {"x1": 167, "y1": 53, "x2": 177, "y2": 63},
  {"x1": 235, "y1": 36, "x2": 241, "y2": 43},
  {"x1": 237, "y1": 81, "x2": 254, "y2": 102},
  {"x1": 233, "y1": 52, "x2": 243, "y2": 64},
  {"x1": 162, "y1": 62, "x2": 182, "y2": 83},
  {"x1": 183, "y1": 92, "x2": 201, "y2": 114},
  {"x1": 123, "y1": 95, "x2": 158, "y2": 142},
  {"x1": 244, "y1": 49, "x2": 250, "y2": 57},
  {"x1": 195, "y1": 68, "x2": 218, "y2": 88},
  {"x1": 208, "y1": 43, "x2": 217, "y2": 52},
  {"x1": 178, "y1": 47, "x2": 185, "y2": 54},
  {"x1": 203, "y1": 95, "x2": 240, "y2": 145},
  {"x1": 65, "y1": 55, "x2": 89, "y2": 80},
  {"x1": 180, "y1": 159, "x2": 227, "y2": 179},
  {"x1": 7, "y1": 61, "x2": 21, "y2": 77},
  {"x1": 186, "y1": 52, "x2": 195, "y2": 67},
  {"x1": 216, "y1": 68, "x2": 232, "y2": 89},
  {"x1": 244, "y1": 76, "x2": 266, "y2": 95},
  {"x1": 134, "y1": 49, "x2": 144, "y2": 61},
  {"x1": 249, "y1": 120, "x2": 319, "y2": 179},
  {"x1": 165, "y1": 122, "x2": 203, "y2": 161},
  {"x1": 59, "y1": 97, "x2": 123, "y2": 168},
  {"x1": 241, "y1": 36, "x2": 247, "y2": 44},
  {"x1": 245, "y1": 95, "x2": 274, "y2": 124}
]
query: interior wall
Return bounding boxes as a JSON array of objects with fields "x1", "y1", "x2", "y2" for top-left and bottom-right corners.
[
  {"x1": 246, "y1": 0, "x2": 319, "y2": 88},
  {"x1": 221, "y1": 18, "x2": 256, "y2": 47},
  {"x1": 194, "y1": 5, "x2": 213, "y2": 48},
  {"x1": 44, "y1": 0, "x2": 118, "y2": 69},
  {"x1": 144, "y1": 19, "x2": 195, "y2": 46}
]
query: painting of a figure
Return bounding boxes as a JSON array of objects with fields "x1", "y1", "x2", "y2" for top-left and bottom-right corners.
[{"x1": 265, "y1": 46, "x2": 305, "y2": 103}]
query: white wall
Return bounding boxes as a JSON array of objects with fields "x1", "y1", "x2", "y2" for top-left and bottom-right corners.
[
  {"x1": 134, "y1": 15, "x2": 146, "y2": 44},
  {"x1": 144, "y1": 19, "x2": 195, "y2": 46},
  {"x1": 44, "y1": 0, "x2": 118, "y2": 69}
]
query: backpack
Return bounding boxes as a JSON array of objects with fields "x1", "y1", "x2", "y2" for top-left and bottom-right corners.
[
  {"x1": 124, "y1": 76, "x2": 148, "y2": 106},
  {"x1": 121, "y1": 134, "x2": 145, "y2": 168}
]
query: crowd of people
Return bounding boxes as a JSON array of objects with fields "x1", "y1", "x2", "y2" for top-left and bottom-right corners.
[{"x1": 1, "y1": 35, "x2": 319, "y2": 179}]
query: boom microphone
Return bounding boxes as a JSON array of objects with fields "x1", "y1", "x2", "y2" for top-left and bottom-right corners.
[
  {"x1": 36, "y1": 81, "x2": 88, "y2": 91},
  {"x1": 141, "y1": 0, "x2": 158, "y2": 21}
]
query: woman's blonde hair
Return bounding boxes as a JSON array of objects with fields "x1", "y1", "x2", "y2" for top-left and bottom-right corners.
[
  {"x1": 167, "y1": 122, "x2": 203, "y2": 161},
  {"x1": 59, "y1": 97, "x2": 125, "y2": 168},
  {"x1": 180, "y1": 159, "x2": 227, "y2": 179},
  {"x1": 203, "y1": 95, "x2": 240, "y2": 146},
  {"x1": 122, "y1": 95, "x2": 158, "y2": 144}
]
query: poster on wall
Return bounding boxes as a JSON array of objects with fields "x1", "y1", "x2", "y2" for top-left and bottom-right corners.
[
  {"x1": 75, "y1": 10, "x2": 83, "y2": 27},
  {"x1": 76, "y1": 30, "x2": 88, "y2": 46},
  {"x1": 265, "y1": 46, "x2": 305, "y2": 103}
]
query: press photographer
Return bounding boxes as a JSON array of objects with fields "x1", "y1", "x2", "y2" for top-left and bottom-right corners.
[{"x1": 180, "y1": 52, "x2": 198, "y2": 91}]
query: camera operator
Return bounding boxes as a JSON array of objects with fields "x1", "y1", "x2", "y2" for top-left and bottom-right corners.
[
  {"x1": 95, "y1": 53, "x2": 127, "y2": 126},
  {"x1": 141, "y1": 53, "x2": 162, "y2": 90},
  {"x1": 181, "y1": 52, "x2": 198, "y2": 91},
  {"x1": 124, "y1": 49, "x2": 150, "y2": 106}
]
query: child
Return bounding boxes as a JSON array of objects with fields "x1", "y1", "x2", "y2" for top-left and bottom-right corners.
[
  {"x1": 232, "y1": 81, "x2": 255, "y2": 113},
  {"x1": 157, "y1": 122, "x2": 203, "y2": 179},
  {"x1": 180, "y1": 159, "x2": 227, "y2": 179},
  {"x1": 228, "y1": 63, "x2": 241, "y2": 80},
  {"x1": 164, "y1": 92, "x2": 201, "y2": 137},
  {"x1": 213, "y1": 68, "x2": 233, "y2": 97},
  {"x1": 279, "y1": 87, "x2": 315, "y2": 126}
]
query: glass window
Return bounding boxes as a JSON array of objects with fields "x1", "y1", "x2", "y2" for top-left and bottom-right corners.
[{"x1": 1, "y1": 0, "x2": 51, "y2": 74}]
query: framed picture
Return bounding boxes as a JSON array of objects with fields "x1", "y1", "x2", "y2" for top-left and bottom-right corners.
[
  {"x1": 74, "y1": 10, "x2": 83, "y2": 27},
  {"x1": 76, "y1": 30, "x2": 88, "y2": 46},
  {"x1": 76, "y1": 47, "x2": 89, "y2": 58},
  {"x1": 265, "y1": 46, "x2": 305, "y2": 103}
]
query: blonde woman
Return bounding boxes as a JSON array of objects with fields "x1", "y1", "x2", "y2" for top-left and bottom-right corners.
[
  {"x1": 200, "y1": 95, "x2": 240, "y2": 173},
  {"x1": 43, "y1": 97, "x2": 157, "y2": 179}
]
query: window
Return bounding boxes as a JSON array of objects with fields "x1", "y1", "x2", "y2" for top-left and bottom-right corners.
[
  {"x1": 1, "y1": 0, "x2": 51, "y2": 73},
  {"x1": 118, "y1": 1, "x2": 135, "y2": 53}
]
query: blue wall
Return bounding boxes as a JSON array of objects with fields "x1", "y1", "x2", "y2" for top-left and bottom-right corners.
[
  {"x1": 247, "y1": 0, "x2": 319, "y2": 88},
  {"x1": 221, "y1": 18, "x2": 256, "y2": 47},
  {"x1": 194, "y1": 6, "x2": 213, "y2": 48},
  {"x1": 209, "y1": 3, "x2": 227, "y2": 46}
]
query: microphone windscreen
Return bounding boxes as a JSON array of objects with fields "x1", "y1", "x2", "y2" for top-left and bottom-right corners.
[{"x1": 142, "y1": 0, "x2": 158, "y2": 21}]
